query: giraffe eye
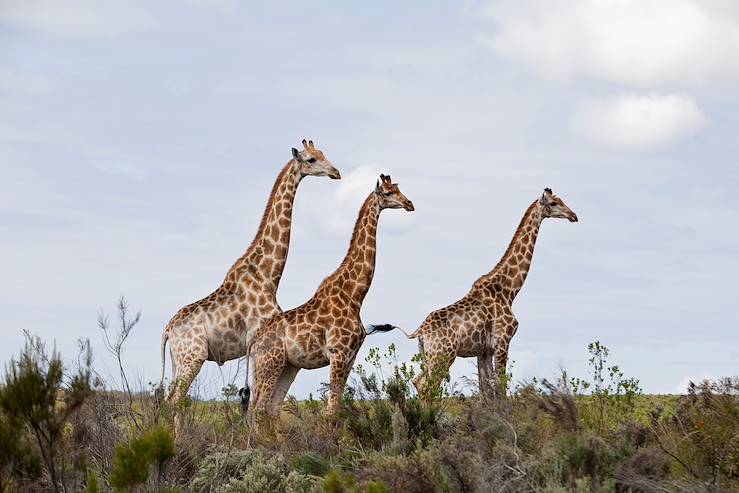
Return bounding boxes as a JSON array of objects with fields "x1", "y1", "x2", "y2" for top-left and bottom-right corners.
[
  {"x1": 307, "y1": 158, "x2": 317, "y2": 163},
  {"x1": 383, "y1": 192, "x2": 392, "y2": 197},
  {"x1": 549, "y1": 202, "x2": 557, "y2": 207}
]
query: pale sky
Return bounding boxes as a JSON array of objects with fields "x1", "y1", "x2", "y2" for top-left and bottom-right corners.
[{"x1": 2, "y1": 0, "x2": 738, "y2": 398}]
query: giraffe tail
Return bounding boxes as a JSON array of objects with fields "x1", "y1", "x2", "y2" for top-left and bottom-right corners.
[
  {"x1": 365, "y1": 324, "x2": 417, "y2": 339},
  {"x1": 154, "y1": 329, "x2": 169, "y2": 403},
  {"x1": 157, "y1": 330, "x2": 169, "y2": 402},
  {"x1": 239, "y1": 339, "x2": 254, "y2": 414}
]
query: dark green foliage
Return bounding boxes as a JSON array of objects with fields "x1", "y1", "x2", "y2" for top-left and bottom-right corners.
[
  {"x1": 2, "y1": 329, "x2": 737, "y2": 493},
  {"x1": 0, "y1": 334, "x2": 95, "y2": 492},
  {"x1": 0, "y1": 412, "x2": 42, "y2": 486},
  {"x1": 345, "y1": 345, "x2": 444, "y2": 452},
  {"x1": 85, "y1": 470, "x2": 100, "y2": 493},
  {"x1": 292, "y1": 452, "x2": 330, "y2": 477},
  {"x1": 323, "y1": 470, "x2": 388, "y2": 493},
  {"x1": 109, "y1": 425, "x2": 175, "y2": 492}
]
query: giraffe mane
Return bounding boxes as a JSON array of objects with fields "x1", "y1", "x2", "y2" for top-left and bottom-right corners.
[
  {"x1": 474, "y1": 200, "x2": 538, "y2": 285},
  {"x1": 245, "y1": 161, "x2": 293, "y2": 256},
  {"x1": 317, "y1": 192, "x2": 376, "y2": 289}
]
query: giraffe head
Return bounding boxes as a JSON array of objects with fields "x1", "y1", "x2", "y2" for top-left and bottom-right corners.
[
  {"x1": 291, "y1": 139, "x2": 341, "y2": 180},
  {"x1": 540, "y1": 188, "x2": 578, "y2": 222},
  {"x1": 375, "y1": 174, "x2": 415, "y2": 211}
]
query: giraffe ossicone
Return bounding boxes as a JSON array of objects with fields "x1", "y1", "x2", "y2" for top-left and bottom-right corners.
[
  {"x1": 159, "y1": 140, "x2": 341, "y2": 430},
  {"x1": 248, "y1": 173, "x2": 415, "y2": 417}
]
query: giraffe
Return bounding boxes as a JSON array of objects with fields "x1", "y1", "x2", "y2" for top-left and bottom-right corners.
[
  {"x1": 160, "y1": 140, "x2": 341, "y2": 415},
  {"x1": 370, "y1": 188, "x2": 578, "y2": 398},
  {"x1": 248, "y1": 174, "x2": 414, "y2": 417}
]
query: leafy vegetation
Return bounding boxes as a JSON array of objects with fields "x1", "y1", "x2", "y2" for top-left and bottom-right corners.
[{"x1": 0, "y1": 303, "x2": 736, "y2": 492}]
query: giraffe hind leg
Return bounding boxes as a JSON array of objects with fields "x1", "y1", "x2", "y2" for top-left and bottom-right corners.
[
  {"x1": 477, "y1": 353, "x2": 495, "y2": 396},
  {"x1": 169, "y1": 357, "x2": 205, "y2": 438},
  {"x1": 269, "y1": 364, "x2": 300, "y2": 416}
]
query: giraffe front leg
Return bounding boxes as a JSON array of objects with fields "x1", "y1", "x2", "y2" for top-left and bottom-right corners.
[
  {"x1": 493, "y1": 316, "x2": 518, "y2": 391},
  {"x1": 417, "y1": 350, "x2": 455, "y2": 403},
  {"x1": 251, "y1": 339, "x2": 287, "y2": 419}
]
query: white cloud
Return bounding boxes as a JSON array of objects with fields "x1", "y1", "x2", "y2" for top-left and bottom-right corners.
[
  {"x1": 572, "y1": 93, "x2": 707, "y2": 151},
  {"x1": 475, "y1": 0, "x2": 739, "y2": 88},
  {"x1": 308, "y1": 166, "x2": 415, "y2": 236},
  {"x1": 0, "y1": 0, "x2": 158, "y2": 39}
]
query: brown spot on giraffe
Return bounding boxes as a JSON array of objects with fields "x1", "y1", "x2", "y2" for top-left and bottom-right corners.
[
  {"x1": 248, "y1": 174, "x2": 414, "y2": 417},
  {"x1": 396, "y1": 188, "x2": 577, "y2": 400},
  {"x1": 158, "y1": 140, "x2": 341, "y2": 434}
]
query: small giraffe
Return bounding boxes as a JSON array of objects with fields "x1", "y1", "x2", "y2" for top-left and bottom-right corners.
[
  {"x1": 248, "y1": 174, "x2": 414, "y2": 417},
  {"x1": 160, "y1": 140, "x2": 341, "y2": 412},
  {"x1": 374, "y1": 188, "x2": 577, "y2": 398}
]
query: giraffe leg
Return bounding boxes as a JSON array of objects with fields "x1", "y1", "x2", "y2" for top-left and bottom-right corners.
[
  {"x1": 494, "y1": 341, "x2": 509, "y2": 380},
  {"x1": 325, "y1": 355, "x2": 356, "y2": 415},
  {"x1": 251, "y1": 339, "x2": 287, "y2": 418},
  {"x1": 169, "y1": 357, "x2": 205, "y2": 438},
  {"x1": 477, "y1": 353, "x2": 495, "y2": 396},
  {"x1": 268, "y1": 364, "x2": 300, "y2": 416},
  {"x1": 417, "y1": 349, "x2": 455, "y2": 403}
]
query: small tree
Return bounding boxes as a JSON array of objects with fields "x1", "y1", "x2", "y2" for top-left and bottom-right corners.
[
  {"x1": 0, "y1": 333, "x2": 95, "y2": 493},
  {"x1": 570, "y1": 341, "x2": 642, "y2": 434}
]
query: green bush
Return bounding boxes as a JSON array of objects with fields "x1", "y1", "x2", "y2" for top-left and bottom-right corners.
[
  {"x1": 323, "y1": 470, "x2": 387, "y2": 493},
  {"x1": 353, "y1": 452, "x2": 441, "y2": 493},
  {"x1": 344, "y1": 345, "x2": 443, "y2": 452},
  {"x1": 651, "y1": 377, "x2": 739, "y2": 490},
  {"x1": 191, "y1": 448, "x2": 314, "y2": 493},
  {"x1": 109, "y1": 425, "x2": 175, "y2": 492},
  {"x1": 292, "y1": 452, "x2": 330, "y2": 477},
  {"x1": 0, "y1": 334, "x2": 95, "y2": 493}
]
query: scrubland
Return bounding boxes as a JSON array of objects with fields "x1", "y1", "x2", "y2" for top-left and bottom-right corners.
[{"x1": 1, "y1": 302, "x2": 737, "y2": 492}]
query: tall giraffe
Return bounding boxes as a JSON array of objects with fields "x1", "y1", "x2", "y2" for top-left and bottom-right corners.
[
  {"x1": 160, "y1": 140, "x2": 341, "y2": 409},
  {"x1": 372, "y1": 188, "x2": 577, "y2": 398},
  {"x1": 249, "y1": 174, "x2": 414, "y2": 416}
]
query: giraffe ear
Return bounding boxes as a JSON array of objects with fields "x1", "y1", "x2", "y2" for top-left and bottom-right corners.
[
  {"x1": 292, "y1": 147, "x2": 302, "y2": 161},
  {"x1": 375, "y1": 179, "x2": 381, "y2": 192}
]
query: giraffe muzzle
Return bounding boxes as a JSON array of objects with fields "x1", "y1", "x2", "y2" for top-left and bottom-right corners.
[
  {"x1": 404, "y1": 201, "x2": 415, "y2": 212},
  {"x1": 568, "y1": 213, "x2": 578, "y2": 222}
]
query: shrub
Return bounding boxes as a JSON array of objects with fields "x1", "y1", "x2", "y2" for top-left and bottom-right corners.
[
  {"x1": 323, "y1": 470, "x2": 387, "y2": 493},
  {"x1": 0, "y1": 334, "x2": 95, "y2": 493},
  {"x1": 353, "y1": 452, "x2": 442, "y2": 493},
  {"x1": 292, "y1": 452, "x2": 330, "y2": 477},
  {"x1": 651, "y1": 377, "x2": 739, "y2": 490},
  {"x1": 191, "y1": 448, "x2": 314, "y2": 493},
  {"x1": 109, "y1": 425, "x2": 175, "y2": 492},
  {"x1": 570, "y1": 341, "x2": 642, "y2": 435},
  {"x1": 344, "y1": 345, "x2": 444, "y2": 452}
]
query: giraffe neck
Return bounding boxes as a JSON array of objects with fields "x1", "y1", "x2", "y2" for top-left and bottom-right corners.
[
  {"x1": 225, "y1": 160, "x2": 302, "y2": 295},
  {"x1": 323, "y1": 192, "x2": 381, "y2": 311},
  {"x1": 475, "y1": 200, "x2": 543, "y2": 301}
]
